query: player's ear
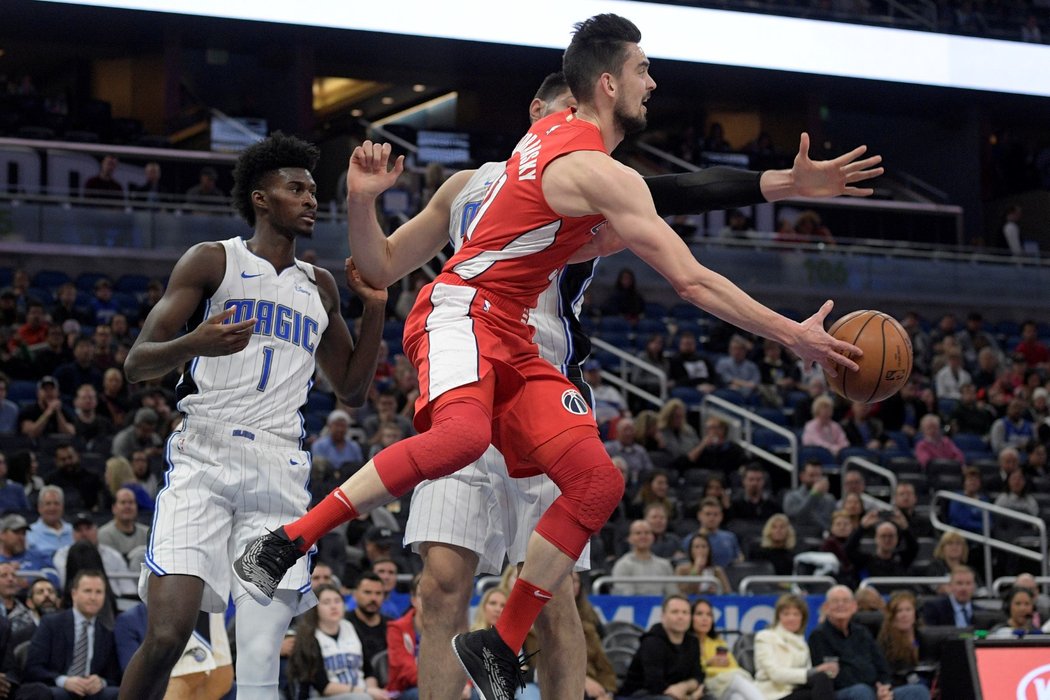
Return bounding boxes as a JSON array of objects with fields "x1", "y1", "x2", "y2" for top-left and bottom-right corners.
[
  {"x1": 528, "y1": 98, "x2": 545, "y2": 123},
  {"x1": 600, "y1": 72, "x2": 616, "y2": 97},
  {"x1": 251, "y1": 189, "x2": 267, "y2": 212}
]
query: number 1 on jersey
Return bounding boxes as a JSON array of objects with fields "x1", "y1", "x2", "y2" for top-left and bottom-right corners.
[{"x1": 257, "y1": 346, "x2": 274, "y2": 392}]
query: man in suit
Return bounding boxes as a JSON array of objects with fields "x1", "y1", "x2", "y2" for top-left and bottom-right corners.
[
  {"x1": 922, "y1": 566, "x2": 977, "y2": 628},
  {"x1": 21, "y1": 569, "x2": 120, "y2": 699}
]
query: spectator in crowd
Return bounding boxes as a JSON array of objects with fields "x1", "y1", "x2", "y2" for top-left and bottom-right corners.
[
  {"x1": 10, "y1": 300, "x2": 50, "y2": 354},
  {"x1": 184, "y1": 166, "x2": 226, "y2": 206},
  {"x1": 842, "y1": 401, "x2": 891, "y2": 451},
  {"x1": 876, "y1": 592, "x2": 930, "y2": 696},
  {"x1": 750, "y1": 514, "x2": 797, "y2": 576},
  {"x1": 692, "y1": 598, "x2": 763, "y2": 700},
  {"x1": 684, "y1": 498, "x2": 743, "y2": 568},
  {"x1": 6, "y1": 451, "x2": 44, "y2": 511},
  {"x1": 809, "y1": 585, "x2": 928, "y2": 700},
  {"x1": 110, "y1": 408, "x2": 162, "y2": 460},
  {"x1": 22, "y1": 572, "x2": 121, "y2": 698},
  {"x1": 71, "y1": 385, "x2": 114, "y2": 450},
  {"x1": 0, "y1": 375, "x2": 19, "y2": 435},
  {"x1": 0, "y1": 452, "x2": 29, "y2": 513},
  {"x1": 840, "y1": 494, "x2": 865, "y2": 531},
  {"x1": 583, "y1": 360, "x2": 628, "y2": 434},
  {"x1": 345, "y1": 572, "x2": 390, "y2": 682},
  {"x1": 855, "y1": 587, "x2": 887, "y2": 614},
  {"x1": 989, "y1": 587, "x2": 1041, "y2": 638},
  {"x1": 703, "y1": 476, "x2": 732, "y2": 512},
  {"x1": 1021, "y1": 13, "x2": 1043, "y2": 42},
  {"x1": 97, "y1": 488, "x2": 148, "y2": 564},
  {"x1": 54, "y1": 338, "x2": 103, "y2": 398},
  {"x1": 286, "y1": 583, "x2": 380, "y2": 699},
  {"x1": 948, "y1": 467, "x2": 989, "y2": 533},
  {"x1": 755, "y1": 593, "x2": 836, "y2": 700},
  {"x1": 45, "y1": 444, "x2": 103, "y2": 512},
  {"x1": 948, "y1": 383, "x2": 995, "y2": 438},
  {"x1": 0, "y1": 513, "x2": 56, "y2": 588},
  {"x1": 923, "y1": 532, "x2": 973, "y2": 593},
  {"x1": 921, "y1": 565, "x2": 977, "y2": 628},
  {"x1": 618, "y1": 595, "x2": 705, "y2": 700},
  {"x1": 1013, "y1": 573, "x2": 1050, "y2": 625},
  {"x1": 0, "y1": 560, "x2": 37, "y2": 640},
  {"x1": 993, "y1": 469, "x2": 1038, "y2": 520},
  {"x1": 628, "y1": 470, "x2": 679, "y2": 521},
  {"x1": 954, "y1": 312, "x2": 998, "y2": 368},
  {"x1": 53, "y1": 513, "x2": 134, "y2": 597},
  {"x1": 602, "y1": 268, "x2": 646, "y2": 321},
  {"x1": 469, "y1": 587, "x2": 540, "y2": 699},
  {"x1": 136, "y1": 280, "x2": 165, "y2": 328},
  {"x1": 97, "y1": 369, "x2": 129, "y2": 430},
  {"x1": 90, "y1": 279, "x2": 118, "y2": 328},
  {"x1": 703, "y1": 122, "x2": 731, "y2": 152},
  {"x1": 632, "y1": 335, "x2": 671, "y2": 401},
  {"x1": 51, "y1": 283, "x2": 92, "y2": 330},
  {"x1": 802, "y1": 396, "x2": 849, "y2": 457},
  {"x1": 674, "y1": 532, "x2": 731, "y2": 596},
  {"x1": 611, "y1": 520, "x2": 676, "y2": 596},
  {"x1": 632, "y1": 410, "x2": 664, "y2": 453},
  {"x1": 1025, "y1": 439, "x2": 1047, "y2": 478},
  {"x1": 34, "y1": 325, "x2": 74, "y2": 379},
  {"x1": 385, "y1": 575, "x2": 421, "y2": 699},
  {"x1": 989, "y1": 399, "x2": 1035, "y2": 453},
  {"x1": 933, "y1": 349, "x2": 970, "y2": 401},
  {"x1": 657, "y1": 399, "x2": 701, "y2": 460},
  {"x1": 645, "y1": 503, "x2": 681, "y2": 560},
  {"x1": 727, "y1": 464, "x2": 781, "y2": 524},
  {"x1": 986, "y1": 446, "x2": 1022, "y2": 494},
  {"x1": 846, "y1": 510, "x2": 918, "y2": 584},
  {"x1": 1013, "y1": 320, "x2": 1049, "y2": 369},
  {"x1": 361, "y1": 391, "x2": 414, "y2": 441},
  {"x1": 716, "y1": 335, "x2": 761, "y2": 397},
  {"x1": 674, "y1": 415, "x2": 748, "y2": 478},
  {"x1": 571, "y1": 571, "x2": 617, "y2": 700},
  {"x1": 756, "y1": 339, "x2": 801, "y2": 408},
  {"x1": 82, "y1": 154, "x2": 123, "y2": 201},
  {"x1": 668, "y1": 332, "x2": 717, "y2": 393},
  {"x1": 19, "y1": 376, "x2": 75, "y2": 440},
  {"x1": 784, "y1": 460, "x2": 836, "y2": 532},
  {"x1": 128, "y1": 161, "x2": 164, "y2": 203},
  {"x1": 970, "y1": 347, "x2": 1001, "y2": 394},
  {"x1": 840, "y1": 469, "x2": 880, "y2": 512},
  {"x1": 101, "y1": 455, "x2": 151, "y2": 514},
  {"x1": 26, "y1": 486, "x2": 72, "y2": 560},
  {"x1": 311, "y1": 409, "x2": 364, "y2": 471},
  {"x1": 604, "y1": 417, "x2": 654, "y2": 488},
  {"x1": 891, "y1": 483, "x2": 931, "y2": 539},
  {"x1": 127, "y1": 451, "x2": 158, "y2": 501}
]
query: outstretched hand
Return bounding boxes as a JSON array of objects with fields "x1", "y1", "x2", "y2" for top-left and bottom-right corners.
[
  {"x1": 345, "y1": 257, "x2": 388, "y2": 306},
  {"x1": 347, "y1": 140, "x2": 405, "y2": 200},
  {"x1": 791, "y1": 132, "x2": 884, "y2": 198},
  {"x1": 790, "y1": 300, "x2": 862, "y2": 377},
  {"x1": 189, "y1": 307, "x2": 255, "y2": 357}
]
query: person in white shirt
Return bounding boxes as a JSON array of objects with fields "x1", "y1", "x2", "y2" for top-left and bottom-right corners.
[
  {"x1": 933, "y1": 350, "x2": 971, "y2": 401},
  {"x1": 611, "y1": 520, "x2": 676, "y2": 596},
  {"x1": 53, "y1": 513, "x2": 135, "y2": 597}
]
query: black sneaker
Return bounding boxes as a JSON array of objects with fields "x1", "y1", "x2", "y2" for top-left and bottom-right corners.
[
  {"x1": 451, "y1": 627, "x2": 527, "y2": 700},
  {"x1": 233, "y1": 527, "x2": 305, "y2": 605}
]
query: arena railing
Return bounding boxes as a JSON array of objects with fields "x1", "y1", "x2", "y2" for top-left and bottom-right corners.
[
  {"x1": 701, "y1": 393, "x2": 798, "y2": 489},
  {"x1": 738, "y1": 575, "x2": 838, "y2": 595},
  {"x1": 929, "y1": 490, "x2": 1049, "y2": 584},
  {"x1": 991, "y1": 576, "x2": 1050, "y2": 596},
  {"x1": 590, "y1": 575, "x2": 725, "y2": 595},
  {"x1": 858, "y1": 575, "x2": 950, "y2": 591},
  {"x1": 589, "y1": 337, "x2": 667, "y2": 410},
  {"x1": 840, "y1": 455, "x2": 896, "y2": 509}
]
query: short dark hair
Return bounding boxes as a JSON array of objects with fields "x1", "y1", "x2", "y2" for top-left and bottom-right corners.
[
  {"x1": 71, "y1": 568, "x2": 106, "y2": 591},
  {"x1": 563, "y1": 14, "x2": 642, "y2": 104},
  {"x1": 353, "y1": 571, "x2": 384, "y2": 589},
  {"x1": 661, "y1": 593, "x2": 690, "y2": 611},
  {"x1": 231, "y1": 132, "x2": 320, "y2": 226},
  {"x1": 533, "y1": 72, "x2": 569, "y2": 103}
]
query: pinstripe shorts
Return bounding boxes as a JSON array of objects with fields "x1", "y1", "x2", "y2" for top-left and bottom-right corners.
[{"x1": 140, "y1": 416, "x2": 316, "y2": 614}]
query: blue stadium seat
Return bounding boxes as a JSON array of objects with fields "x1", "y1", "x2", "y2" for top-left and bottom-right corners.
[
  {"x1": 306, "y1": 392, "x2": 335, "y2": 414},
  {"x1": 31, "y1": 270, "x2": 70, "y2": 291},
  {"x1": 382, "y1": 320, "x2": 404, "y2": 342},
  {"x1": 643, "y1": 302, "x2": 667, "y2": 319},
  {"x1": 755, "y1": 407, "x2": 789, "y2": 426},
  {"x1": 75, "y1": 272, "x2": 108, "y2": 292},
  {"x1": 838, "y1": 446, "x2": 880, "y2": 463},
  {"x1": 635, "y1": 318, "x2": 667, "y2": 337},
  {"x1": 115, "y1": 274, "x2": 150, "y2": 294},
  {"x1": 751, "y1": 427, "x2": 790, "y2": 451},
  {"x1": 7, "y1": 380, "x2": 37, "y2": 404},
  {"x1": 799, "y1": 445, "x2": 836, "y2": 466},
  {"x1": 598, "y1": 316, "x2": 632, "y2": 334},
  {"x1": 670, "y1": 386, "x2": 704, "y2": 407},
  {"x1": 937, "y1": 398, "x2": 958, "y2": 416},
  {"x1": 952, "y1": 433, "x2": 988, "y2": 453}
]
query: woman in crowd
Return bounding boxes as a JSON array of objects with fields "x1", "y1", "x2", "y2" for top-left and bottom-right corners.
[
  {"x1": 287, "y1": 583, "x2": 381, "y2": 699},
  {"x1": 657, "y1": 399, "x2": 700, "y2": 460},
  {"x1": 704, "y1": 476, "x2": 732, "y2": 512},
  {"x1": 877, "y1": 592, "x2": 931, "y2": 696},
  {"x1": 989, "y1": 587, "x2": 1042, "y2": 638},
  {"x1": 749, "y1": 514, "x2": 797, "y2": 576},
  {"x1": 691, "y1": 598, "x2": 764, "y2": 700},
  {"x1": 802, "y1": 395, "x2": 849, "y2": 457},
  {"x1": 675, "y1": 532, "x2": 731, "y2": 595},
  {"x1": 629, "y1": 469, "x2": 680, "y2": 520},
  {"x1": 947, "y1": 466, "x2": 989, "y2": 533},
  {"x1": 98, "y1": 366, "x2": 130, "y2": 428},
  {"x1": 572, "y1": 571, "x2": 617, "y2": 700},
  {"x1": 994, "y1": 469, "x2": 1039, "y2": 518},
  {"x1": 634, "y1": 410, "x2": 665, "y2": 453},
  {"x1": 470, "y1": 587, "x2": 540, "y2": 700},
  {"x1": 753, "y1": 593, "x2": 835, "y2": 700},
  {"x1": 602, "y1": 268, "x2": 646, "y2": 320},
  {"x1": 820, "y1": 510, "x2": 857, "y2": 587},
  {"x1": 925, "y1": 531, "x2": 976, "y2": 594},
  {"x1": 840, "y1": 492, "x2": 864, "y2": 528},
  {"x1": 103, "y1": 455, "x2": 154, "y2": 512},
  {"x1": 6, "y1": 449, "x2": 43, "y2": 508}
]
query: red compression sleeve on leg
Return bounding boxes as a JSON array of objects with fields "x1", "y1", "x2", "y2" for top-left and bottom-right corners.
[
  {"x1": 495, "y1": 577, "x2": 552, "y2": 654},
  {"x1": 283, "y1": 487, "x2": 358, "y2": 553}
]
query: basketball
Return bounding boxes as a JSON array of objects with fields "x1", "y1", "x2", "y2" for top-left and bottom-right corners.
[{"x1": 823, "y1": 310, "x2": 913, "y2": 403}]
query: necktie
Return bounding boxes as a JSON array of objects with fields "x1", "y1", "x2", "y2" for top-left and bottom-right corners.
[
  {"x1": 69, "y1": 620, "x2": 89, "y2": 677},
  {"x1": 965, "y1": 605, "x2": 973, "y2": 626}
]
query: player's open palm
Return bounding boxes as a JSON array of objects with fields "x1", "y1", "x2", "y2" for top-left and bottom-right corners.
[
  {"x1": 189, "y1": 307, "x2": 255, "y2": 357},
  {"x1": 793, "y1": 300, "x2": 861, "y2": 377},
  {"x1": 347, "y1": 140, "x2": 405, "y2": 200},
  {"x1": 345, "y1": 257, "x2": 387, "y2": 306},
  {"x1": 792, "y1": 132, "x2": 883, "y2": 198}
]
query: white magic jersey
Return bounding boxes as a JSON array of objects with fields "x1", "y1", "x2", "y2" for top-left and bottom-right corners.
[
  {"x1": 175, "y1": 237, "x2": 329, "y2": 445},
  {"x1": 315, "y1": 620, "x2": 366, "y2": 689}
]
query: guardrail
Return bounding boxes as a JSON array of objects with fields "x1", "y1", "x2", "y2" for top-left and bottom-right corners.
[
  {"x1": 701, "y1": 393, "x2": 798, "y2": 488},
  {"x1": 841, "y1": 456, "x2": 896, "y2": 509},
  {"x1": 738, "y1": 575, "x2": 838, "y2": 595},
  {"x1": 991, "y1": 576, "x2": 1050, "y2": 596},
  {"x1": 930, "y1": 490, "x2": 1049, "y2": 584},
  {"x1": 474, "y1": 576, "x2": 504, "y2": 597},
  {"x1": 858, "y1": 576, "x2": 950, "y2": 591},
  {"x1": 590, "y1": 337, "x2": 667, "y2": 409},
  {"x1": 591, "y1": 575, "x2": 725, "y2": 595}
]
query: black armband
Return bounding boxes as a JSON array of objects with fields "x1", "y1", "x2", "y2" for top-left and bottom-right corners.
[{"x1": 643, "y1": 167, "x2": 764, "y2": 217}]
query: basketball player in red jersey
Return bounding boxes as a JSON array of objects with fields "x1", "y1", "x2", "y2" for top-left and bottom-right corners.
[{"x1": 236, "y1": 14, "x2": 864, "y2": 697}]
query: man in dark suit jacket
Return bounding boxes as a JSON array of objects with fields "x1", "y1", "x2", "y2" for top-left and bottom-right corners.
[
  {"x1": 21, "y1": 569, "x2": 120, "y2": 699},
  {"x1": 923, "y1": 566, "x2": 977, "y2": 628}
]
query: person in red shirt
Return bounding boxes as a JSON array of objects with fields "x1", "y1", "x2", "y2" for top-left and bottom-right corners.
[
  {"x1": 10, "y1": 300, "x2": 49, "y2": 353},
  {"x1": 1014, "y1": 320, "x2": 1050, "y2": 369},
  {"x1": 386, "y1": 575, "x2": 423, "y2": 698}
]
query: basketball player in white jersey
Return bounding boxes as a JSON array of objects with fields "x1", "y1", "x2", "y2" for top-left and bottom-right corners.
[
  {"x1": 348, "y1": 73, "x2": 883, "y2": 699},
  {"x1": 119, "y1": 133, "x2": 387, "y2": 700}
]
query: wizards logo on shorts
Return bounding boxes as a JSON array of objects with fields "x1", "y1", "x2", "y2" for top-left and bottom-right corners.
[{"x1": 561, "y1": 389, "x2": 590, "y2": 416}]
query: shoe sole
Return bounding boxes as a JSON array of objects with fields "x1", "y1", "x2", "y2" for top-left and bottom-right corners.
[
  {"x1": 232, "y1": 555, "x2": 277, "y2": 606},
  {"x1": 451, "y1": 634, "x2": 492, "y2": 700}
]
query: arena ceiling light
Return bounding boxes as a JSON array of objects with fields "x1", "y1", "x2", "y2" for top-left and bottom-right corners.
[{"x1": 37, "y1": 0, "x2": 1050, "y2": 98}]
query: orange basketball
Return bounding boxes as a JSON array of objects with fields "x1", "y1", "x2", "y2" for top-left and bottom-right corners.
[{"x1": 823, "y1": 310, "x2": 913, "y2": 403}]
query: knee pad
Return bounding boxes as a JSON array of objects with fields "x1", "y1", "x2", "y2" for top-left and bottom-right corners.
[{"x1": 374, "y1": 395, "x2": 492, "y2": 496}]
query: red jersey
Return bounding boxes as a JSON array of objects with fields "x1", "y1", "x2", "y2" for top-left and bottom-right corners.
[{"x1": 444, "y1": 107, "x2": 607, "y2": 307}]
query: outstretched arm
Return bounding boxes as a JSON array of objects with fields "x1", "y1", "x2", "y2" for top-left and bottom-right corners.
[{"x1": 345, "y1": 141, "x2": 473, "y2": 289}]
